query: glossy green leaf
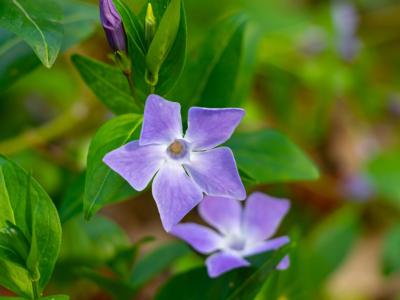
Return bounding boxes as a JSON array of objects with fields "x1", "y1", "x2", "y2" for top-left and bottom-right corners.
[
  {"x1": 227, "y1": 130, "x2": 319, "y2": 184},
  {"x1": 129, "y1": 241, "x2": 191, "y2": 289},
  {"x1": 0, "y1": 222, "x2": 30, "y2": 269},
  {"x1": 83, "y1": 114, "x2": 142, "y2": 220},
  {"x1": 173, "y1": 14, "x2": 246, "y2": 111},
  {"x1": 382, "y1": 223, "x2": 400, "y2": 276},
  {"x1": 71, "y1": 54, "x2": 141, "y2": 115},
  {"x1": 0, "y1": 0, "x2": 64, "y2": 68},
  {"x1": 155, "y1": 245, "x2": 290, "y2": 300},
  {"x1": 0, "y1": 156, "x2": 62, "y2": 297},
  {"x1": 0, "y1": 1, "x2": 98, "y2": 92},
  {"x1": 146, "y1": 0, "x2": 182, "y2": 90}
]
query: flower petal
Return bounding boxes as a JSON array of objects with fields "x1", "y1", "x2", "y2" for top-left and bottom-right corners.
[
  {"x1": 170, "y1": 223, "x2": 223, "y2": 254},
  {"x1": 243, "y1": 236, "x2": 290, "y2": 257},
  {"x1": 206, "y1": 251, "x2": 250, "y2": 278},
  {"x1": 140, "y1": 95, "x2": 183, "y2": 146},
  {"x1": 103, "y1": 141, "x2": 165, "y2": 191},
  {"x1": 185, "y1": 107, "x2": 245, "y2": 150},
  {"x1": 185, "y1": 147, "x2": 246, "y2": 200},
  {"x1": 243, "y1": 192, "x2": 290, "y2": 242},
  {"x1": 152, "y1": 163, "x2": 203, "y2": 231},
  {"x1": 198, "y1": 196, "x2": 242, "y2": 235},
  {"x1": 277, "y1": 255, "x2": 290, "y2": 270}
]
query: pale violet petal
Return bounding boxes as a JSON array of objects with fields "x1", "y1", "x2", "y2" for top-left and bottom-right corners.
[
  {"x1": 243, "y1": 192, "x2": 290, "y2": 242},
  {"x1": 198, "y1": 196, "x2": 242, "y2": 235},
  {"x1": 185, "y1": 147, "x2": 246, "y2": 200},
  {"x1": 185, "y1": 107, "x2": 244, "y2": 150},
  {"x1": 242, "y1": 236, "x2": 290, "y2": 257},
  {"x1": 277, "y1": 255, "x2": 290, "y2": 270},
  {"x1": 103, "y1": 141, "x2": 165, "y2": 191},
  {"x1": 140, "y1": 95, "x2": 183, "y2": 145},
  {"x1": 152, "y1": 163, "x2": 203, "y2": 231},
  {"x1": 206, "y1": 251, "x2": 250, "y2": 278},
  {"x1": 170, "y1": 223, "x2": 223, "y2": 254}
]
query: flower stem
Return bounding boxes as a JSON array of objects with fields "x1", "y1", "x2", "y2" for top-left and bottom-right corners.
[{"x1": 31, "y1": 280, "x2": 40, "y2": 299}]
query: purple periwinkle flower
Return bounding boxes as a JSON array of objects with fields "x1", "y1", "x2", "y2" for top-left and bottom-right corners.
[
  {"x1": 341, "y1": 174, "x2": 375, "y2": 202},
  {"x1": 103, "y1": 95, "x2": 246, "y2": 231},
  {"x1": 171, "y1": 193, "x2": 290, "y2": 278},
  {"x1": 99, "y1": 0, "x2": 127, "y2": 52},
  {"x1": 332, "y1": 1, "x2": 360, "y2": 61}
]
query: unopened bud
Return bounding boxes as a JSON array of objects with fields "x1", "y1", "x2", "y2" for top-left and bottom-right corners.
[
  {"x1": 145, "y1": 2, "x2": 157, "y2": 48},
  {"x1": 99, "y1": 0, "x2": 127, "y2": 52}
]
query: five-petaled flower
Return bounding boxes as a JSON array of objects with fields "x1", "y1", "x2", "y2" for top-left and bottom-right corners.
[
  {"x1": 171, "y1": 192, "x2": 290, "y2": 278},
  {"x1": 103, "y1": 95, "x2": 246, "y2": 231},
  {"x1": 99, "y1": 0, "x2": 127, "y2": 52}
]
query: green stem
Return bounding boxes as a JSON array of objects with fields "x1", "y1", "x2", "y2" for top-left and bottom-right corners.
[
  {"x1": 31, "y1": 280, "x2": 40, "y2": 299},
  {"x1": 124, "y1": 71, "x2": 136, "y2": 100},
  {"x1": 0, "y1": 101, "x2": 94, "y2": 155}
]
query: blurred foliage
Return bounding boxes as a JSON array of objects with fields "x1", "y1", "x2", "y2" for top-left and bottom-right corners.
[{"x1": 1, "y1": 0, "x2": 400, "y2": 299}]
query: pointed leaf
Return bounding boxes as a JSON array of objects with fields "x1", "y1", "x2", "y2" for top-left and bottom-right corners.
[
  {"x1": 83, "y1": 114, "x2": 142, "y2": 219},
  {"x1": 72, "y1": 54, "x2": 140, "y2": 115},
  {"x1": 0, "y1": 156, "x2": 61, "y2": 297},
  {"x1": 0, "y1": 0, "x2": 64, "y2": 67},
  {"x1": 227, "y1": 130, "x2": 319, "y2": 184}
]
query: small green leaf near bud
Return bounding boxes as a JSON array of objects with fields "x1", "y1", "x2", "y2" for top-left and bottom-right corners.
[
  {"x1": 145, "y1": 2, "x2": 157, "y2": 49},
  {"x1": 145, "y1": 0, "x2": 181, "y2": 87}
]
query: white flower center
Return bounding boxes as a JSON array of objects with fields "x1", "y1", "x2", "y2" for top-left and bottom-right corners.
[{"x1": 225, "y1": 234, "x2": 247, "y2": 252}]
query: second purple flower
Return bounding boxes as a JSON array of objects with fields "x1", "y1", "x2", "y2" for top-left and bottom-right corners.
[{"x1": 103, "y1": 95, "x2": 246, "y2": 231}]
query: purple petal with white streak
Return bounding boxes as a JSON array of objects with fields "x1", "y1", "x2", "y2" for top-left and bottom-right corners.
[
  {"x1": 171, "y1": 223, "x2": 222, "y2": 254},
  {"x1": 152, "y1": 163, "x2": 203, "y2": 231},
  {"x1": 103, "y1": 141, "x2": 165, "y2": 191},
  {"x1": 198, "y1": 196, "x2": 242, "y2": 235},
  {"x1": 185, "y1": 147, "x2": 246, "y2": 200},
  {"x1": 243, "y1": 192, "x2": 290, "y2": 242},
  {"x1": 206, "y1": 251, "x2": 250, "y2": 278},
  {"x1": 185, "y1": 107, "x2": 244, "y2": 150},
  {"x1": 243, "y1": 236, "x2": 290, "y2": 257},
  {"x1": 140, "y1": 95, "x2": 183, "y2": 146}
]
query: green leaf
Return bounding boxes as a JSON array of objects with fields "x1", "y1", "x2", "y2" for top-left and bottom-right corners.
[
  {"x1": 58, "y1": 172, "x2": 85, "y2": 224},
  {"x1": 0, "y1": 222, "x2": 30, "y2": 269},
  {"x1": 173, "y1": 14, "x2": 246, "y2": 111},
  {"x1": 156, "y1": 0, "x2": 187, "y2": 96},
  {"x1": 129, "y1": 241, "x2": 191, "y2": 289},
  {"x1": 83, "y1": 114, "x2": 142, "y2": 220},
  {"x1": 59, "y1": 216, "x2": 130, "y2": 266},
  {"x1": 366, "y1": 150, "x2": 400, "y2": 204},
  {"x1": 40, "y1": 296, "x2": 69, "y2": 300},
  {"x1": 145, "y1": 0, "x2": 181, "y2": 76},
  {"x1": 0, "y1": 156, "x2": 62, "y2": 297},
  {"x1": 304, "y1": 206, "x2": 360, "y2": 286},
  {"x1": 382, "y1": 223, "x2": 400, "y2": 276},
  {"x1": 0, "y1": 0, "x2": 64, "y2": 67},
  {"x1": 113, "y1": 0, "x2": 147, "y2": 102},
  {"x1": 71, "y1": 54, "x2": 140, "y2": 115},
  {"x1": 80, "y1": 268, "x2": 134, "y2": 300},
  {"x1": 0, "y1": 1, "x2": 98, "y2": 91},
  {"x1": 155, "y1": 245, "x2": 290, "y2": 300},
  {"x1": 227, "y1": 130, "x2": 319, "y2": 184}
]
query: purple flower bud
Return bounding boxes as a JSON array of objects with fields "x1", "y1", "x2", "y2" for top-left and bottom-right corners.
[{"x1": 99, "y1": 0, "x2": 127, "y2": 52}]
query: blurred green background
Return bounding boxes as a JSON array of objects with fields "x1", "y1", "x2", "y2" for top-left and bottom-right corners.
[{"x1": 1, "y1": 0, "x2": 400, "y2": 299}]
